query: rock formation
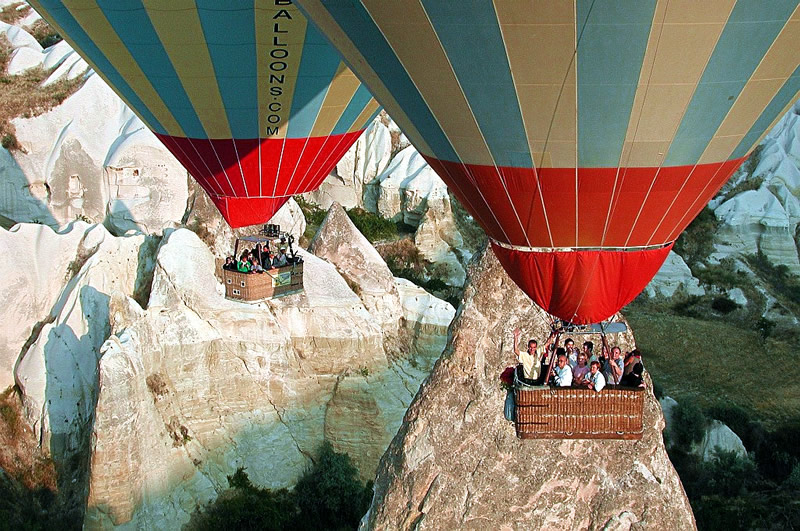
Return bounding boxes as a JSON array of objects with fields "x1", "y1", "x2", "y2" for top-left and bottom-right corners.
[
  {"x1": 710, "y1": 102, "x2": 800, "y2": 273},
  {"x1": 305, "y1": 118, "x2": 393, "y2": 211},
  {"x1": 309, "y1": 202, "x2": 403, "y2": 332},
  {"x1": 645, "y1": 251, "x2": 705, "y2": 298},
  {"x1": 5, "y1": 70, "x2": 188, "y2": 233},
  {"x1": 0, "y1": 212, "x2": 453, "y2": 528},
  {"x1": 364, "y1": 249, "x2": 695, "y2": 530}
]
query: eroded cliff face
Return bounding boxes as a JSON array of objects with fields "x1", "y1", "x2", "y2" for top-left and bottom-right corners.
[
  {"x1": 365, "y1": 249, "x2": 695, "y2": 530},
  {"x1": 79, "y1": 227, "x2": 453, "y2": 529}
]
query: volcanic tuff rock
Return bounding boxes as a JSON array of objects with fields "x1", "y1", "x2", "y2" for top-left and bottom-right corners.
[
  {"x1": 0, "y1": 221, "x2": 91, "y2": 391},
  {"x1": 645, "y1": 251, "x2": 705, "y2": 298},
  {"x1": 0, "y1": 213, "x2": 454, "y2": 528},
  {"x1": 4, "y1": 71, "x2": 187, "y2": 233},
  {"x1": 305, "y1": 118, "x2": 393, "y2": 211},
  {"x1": 310, "y1": 202, "x2": 403, "y2": 332},
  {"x1": 84, "y1": 228, "x2": 453, "y2": 528},
  {"x1": 364, "y1": 248, "x2": 695, "y2": 530},
  {"x1": 709, "y1": 102, "x2": 800, "y2": 273}
]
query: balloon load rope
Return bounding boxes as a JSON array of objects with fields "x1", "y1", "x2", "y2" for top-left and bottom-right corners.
[{"x1": 489, "y1": 238, "x2": 673, "y2": 253}]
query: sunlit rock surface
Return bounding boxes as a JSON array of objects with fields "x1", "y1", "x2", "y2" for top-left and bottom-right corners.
[
  {"x1": 14, "y1": 223, "x2": 145, "y2": 456},
  {"x1": 364, "y1": 249, "x2": 695, "y2": 530},
  {"x1": 306, "y1": 119, "x2": 393, "y2": 211},
  {"x1": 698, "y1": 420, "x2": 747, "y2": 462},
  {"x1": 309, "y1": 202, "x2": 403, "y2": 332},
  {"x1": 72, "y1": 227, "x2": 453, "y2": 528},
  {"x1": 646, "y1": 251, "x2": 705, "y2": 298},
  {"x1": 4, "y1": 72, "x2": 187, "y2": 233},
  {"x1": 710, "y1": 102, "x2": 800, "y2": 273},
  {"x1": 0, "y1": 221, "x2": 90, "y2": 391}
]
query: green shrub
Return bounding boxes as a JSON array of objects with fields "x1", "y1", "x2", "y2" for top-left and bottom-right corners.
[
  {"x1": 346, "y1": 207, "x2": 398, "y2": 242},
  {"x1": 693, "y1": 259, "x2": 743, "y2": 291},
  {"x1": 191, "y1": 443, "x2": 371, "y2": 531},
  {"x1": 672, "y1": 401, "x2": 707, "y2": 448},
  {"x1": 193, "y1": 470, "x2": 297, "y2": 531},
  {"x1": 711, "y1": 296, "x2": 738, "y2": 314},
  {"x1": 755, "y1": 316, "x2": 775, "y2": 340},
  {"x1": 673, "y1": 207, "x2": 719, "y2": 267},
  {"x1": 294, "y1": 441, "x2": 372, "y2": 531},
  {"x1": 745, "y1": 251, "x2": 800, "y2": 308},
  {"x1": 670, "y1": 295, "x2": 705, "y2": 319}
]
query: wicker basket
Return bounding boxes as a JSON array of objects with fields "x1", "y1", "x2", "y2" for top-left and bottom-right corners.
[
  {"x1": 223, "y1": 263, "x2": 304, "y2": 301},
  {"x1": 514, "y1": 386, "x2": 644, "y2": 440}
]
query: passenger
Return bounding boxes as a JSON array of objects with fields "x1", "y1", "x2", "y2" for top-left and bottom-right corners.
[
  {"x1": 603, "y1": 346, "x2": 624, "y2": 385},
  {"x1": 552, "y1": 351, "x2": 572, "y2": 387},
  {"x1": 260, "y1": 245, "x2": 271, "y2": 267},
  {"x1": 582, "y1": 341, "x2": 596, "y2": 363},
  {"x1": 237, "y1": 251, "x2": 252, "y2": 273},
  {"x1": 250, "y1": 253, "x2": 265, "y2": 273},
  {"x1": 223, "y1": 256, "x2": 235, "y2": 271},
  {"x1": 265, "y1": 250, "x2": 276, "y2": 270},
  {"x1": 273, "y1": 247, "x2": 288, "y2": 268},
  {"x1": 620, "y1": 362, "x2": 645, "y2": 388},
  {"x1": 572, "y1": 352, "x2": 590, "y2": 384},
  {"x1": 512, "y1": 328, "x2": 555, "y2": 385},
  {"x1": 581, "y1": 360, "x2": 606, "y2": 392},
  {"x1": 624, "y1": 348, "x2": 642, "y2": 376},
  {"x1": 564, "y1": 338, "x2": 578, "y2": 368}
]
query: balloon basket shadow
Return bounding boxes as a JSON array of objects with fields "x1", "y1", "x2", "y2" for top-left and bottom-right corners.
[
  {"x1": 222, "y1": 263, "x2": 304, "y2": 302},
  {"x1": 514, "y1": 386, "x2": 644, "y2": 440}
]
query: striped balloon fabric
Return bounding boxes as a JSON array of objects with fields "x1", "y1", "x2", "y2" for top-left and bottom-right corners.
[
  {"x1": 30, "y1": 0, "x2": 380, "y2": 227},
  {"x1": 298, "y1": 0, "x2": 800, "y2": 323}
]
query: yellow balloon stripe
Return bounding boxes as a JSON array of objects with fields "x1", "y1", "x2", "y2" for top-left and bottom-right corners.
[
  {"x1": 297, "y1": 1, "x2": 434, "y2": 157},
  {"x1": 143, "y1": 0, "x2": 230, "y2": 139},
  {"x1": 495, "y1": 1, "x2": 576, "y2": 169},
  {"x1": 622, "y1": 0, "x2": 735, "y2": 168},
  {"x1": 310, "y1": 62, "x2": 360, "y2": 138},
  {"x1": 362, "y1": 0, "x2": 493, "y2": 165},
  {"x1": 347, "y1": 97, "x2": 380, "y2": 134}
]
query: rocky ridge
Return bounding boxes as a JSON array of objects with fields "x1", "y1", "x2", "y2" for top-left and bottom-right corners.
[
  {"x1": 364, "y1": 248, "x2": 695, "y2": 530},
  {"x1": 1, "y1": 215, "x2": 454, "y2": 528}
]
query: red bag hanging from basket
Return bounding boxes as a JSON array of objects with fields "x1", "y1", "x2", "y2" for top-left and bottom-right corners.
[{"x1": 500, "y1": 366, "x2": 515, "y2": 387}]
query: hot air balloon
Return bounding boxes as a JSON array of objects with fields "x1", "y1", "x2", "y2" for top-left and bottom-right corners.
[
  {"x1": 29, "y1": 0, "x2": 380, "y2": 228},
  {"x1": 297, "y1": 0, "x2": 800, "y2": 323}
]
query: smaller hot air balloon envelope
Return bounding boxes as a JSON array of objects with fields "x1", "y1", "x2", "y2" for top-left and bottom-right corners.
[{"x1": 30, "y1": 0, "x2": 381, "y2": 227}]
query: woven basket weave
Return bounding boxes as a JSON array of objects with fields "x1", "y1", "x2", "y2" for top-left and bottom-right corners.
[
  {"x1": 514, "y1": 386, "x2": 644, "y2": 440},
  {"x1": 223, "y1": 263, "x2": 303, "y2": 301}
]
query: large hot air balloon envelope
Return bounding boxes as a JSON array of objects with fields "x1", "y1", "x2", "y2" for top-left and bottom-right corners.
[
  {"x1": 29, "y1": 0, "x2": 380, "y2": 227},
  {"x1": 298, "y1": 0, "x2": 800, "y2": 323}
]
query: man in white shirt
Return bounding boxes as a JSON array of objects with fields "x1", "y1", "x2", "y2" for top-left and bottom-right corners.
[
  {"x1": 582, "y1": 360, "x2": 606, "y2": 392},
  {"x1": 513, "y1": 328, "x2": 555, "y2": 384},
  {"x1": 552, "y1": 352, "x2": 573, "y2": 387}
]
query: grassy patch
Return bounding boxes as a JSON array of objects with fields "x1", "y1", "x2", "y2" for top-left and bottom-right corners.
[
  {"x1": 624, "y1": 308, "x2": 800, "y2": 425},
  {"x1": 294, "y1": 196, "x2": 326, "y2": 245},
  {"x1": 0, "y1": 3, "x2": 30, "y2": 24},
  {"x1": 346, "y1": 207, "x2": 400, "y2": 242},
  {"x1": 0, "y1": 35, "x2": 84, "y2": 153},
  {"x1": 25, "y1": 19, "x2": 62, "y2": 49}
]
